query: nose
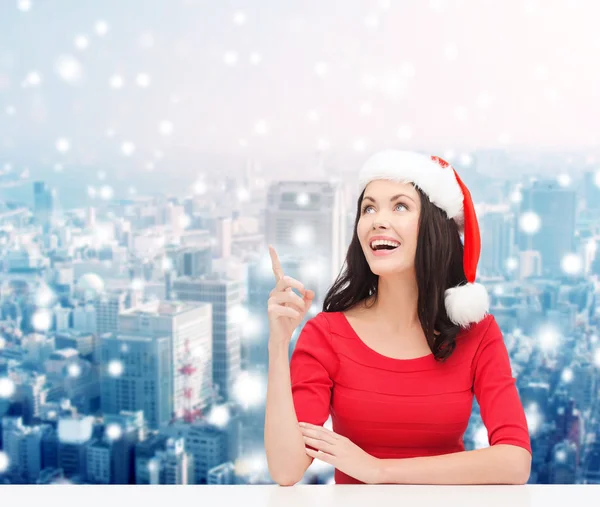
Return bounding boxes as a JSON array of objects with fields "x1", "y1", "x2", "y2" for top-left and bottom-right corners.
[{"x1": 372, "y1": 220, "x2": 389, "y2": 230}]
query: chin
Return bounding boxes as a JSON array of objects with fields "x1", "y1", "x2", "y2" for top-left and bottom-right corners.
[{"x1": 367, "y1": 260, "x2": 410, "y2": 276}]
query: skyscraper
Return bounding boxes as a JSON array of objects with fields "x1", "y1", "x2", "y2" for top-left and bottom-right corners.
[
  {"x1": 33, "y1": 181, "x2": 55, "y2": 228},
  {"x1": 119, "y1": 300, "x2": 213, "y2": 418},
  {"x1": 518, "y1": 180, "x2": 577, "y2": 277},
  {"x1": 100, "y1": 333, "x2": 172, "y2": 429},
  {"x1": 265, "y1": 181, "x2": 346, "y2": 294},
  {"x1": 172, "y1": 273, "x2": 241, "y2": 403}
]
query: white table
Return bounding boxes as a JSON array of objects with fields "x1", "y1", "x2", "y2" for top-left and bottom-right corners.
[{"x1": 2, "y1": 485, "x2": 599, "y2": 506}]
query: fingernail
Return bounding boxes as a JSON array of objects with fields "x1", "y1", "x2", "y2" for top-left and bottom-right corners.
[{"x1": 299, "y1": 422, "x2": 306, "y2": 427}]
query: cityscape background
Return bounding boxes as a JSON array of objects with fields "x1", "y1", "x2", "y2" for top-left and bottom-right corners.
[{"x1": 1, "y1": 0, "x2": 600, "y2": 485}]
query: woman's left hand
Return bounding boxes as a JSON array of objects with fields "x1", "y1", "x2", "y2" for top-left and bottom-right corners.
[{"x1": 299, "y1": 422, "x2": 382, "y2": 484}]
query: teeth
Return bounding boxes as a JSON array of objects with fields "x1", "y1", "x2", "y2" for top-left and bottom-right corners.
[{"x1": 371, "y1": 239, "x2": 400, "y2": 249}]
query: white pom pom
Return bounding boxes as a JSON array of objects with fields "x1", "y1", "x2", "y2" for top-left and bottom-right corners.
[{"x1": 444, "y1": 282, "x2": 490, "y2": 328}]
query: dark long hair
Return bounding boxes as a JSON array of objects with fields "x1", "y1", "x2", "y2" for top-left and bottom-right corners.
[{"x1": 322, "y1": 184, "x2": 468, "y2": 362}]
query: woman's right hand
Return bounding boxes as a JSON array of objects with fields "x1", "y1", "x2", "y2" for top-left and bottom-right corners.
[{"x1": 267, "y1": 244, "x2": 315, "y2": 345}]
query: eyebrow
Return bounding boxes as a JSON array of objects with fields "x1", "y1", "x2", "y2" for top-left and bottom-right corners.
[{"x1": 362, "y1": 193, "x2": 416, "y2": 204}]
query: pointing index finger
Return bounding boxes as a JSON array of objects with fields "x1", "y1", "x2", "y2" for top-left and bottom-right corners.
[{"x1": 268, "y1": 244, "x2": 284, "y2": 281}]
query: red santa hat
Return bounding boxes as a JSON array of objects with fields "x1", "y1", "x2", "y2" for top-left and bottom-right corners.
[{"x1": 357, "y1": 149, "x2": 489, "y2": 328}]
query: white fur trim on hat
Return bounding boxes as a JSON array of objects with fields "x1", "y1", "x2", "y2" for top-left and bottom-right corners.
[
  {"x1": 444, "y1": 282, "x2": 490, "y2": 328},
  {"x1": 358, "y1": 149, "x2": 464, "y2": 222}
]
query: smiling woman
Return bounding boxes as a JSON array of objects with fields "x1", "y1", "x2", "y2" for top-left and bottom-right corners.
[{"x1": 267, "y1": 149, "x2": 531, "y2": 486}]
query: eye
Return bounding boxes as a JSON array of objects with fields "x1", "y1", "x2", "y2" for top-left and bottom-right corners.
[{"x1": 361, "y1": 202, "x2": 408, "y2": 214}]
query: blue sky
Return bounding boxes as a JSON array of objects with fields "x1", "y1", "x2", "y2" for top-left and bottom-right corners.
[{"x1": 1, "y1": 0, "x2": 599, "y2": 179}]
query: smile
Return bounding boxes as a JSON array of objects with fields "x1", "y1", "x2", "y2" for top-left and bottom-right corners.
[{"x1": 370, "y1": 244, "x2": 400, "y2": 257}]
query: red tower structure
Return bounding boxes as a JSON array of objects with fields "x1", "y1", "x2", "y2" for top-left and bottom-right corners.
[{"x1": 171, "y1": 337, "x2": 203, "y2": 424}]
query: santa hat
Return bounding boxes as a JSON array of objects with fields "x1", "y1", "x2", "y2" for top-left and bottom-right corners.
[{"x1": 357, "y1": 149, "x2": 489, "y2": 328}]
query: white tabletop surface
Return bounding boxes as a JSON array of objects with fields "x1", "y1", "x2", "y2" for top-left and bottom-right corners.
[{"x1": 3, "y1": 485, "x2": 600, "y2": 506}]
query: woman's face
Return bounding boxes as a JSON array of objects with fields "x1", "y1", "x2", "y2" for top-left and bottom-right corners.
[{"x1": 357, "y1": 179, "x2": 421, "y2": 277}]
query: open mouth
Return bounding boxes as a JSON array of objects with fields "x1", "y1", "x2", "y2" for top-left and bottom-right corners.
[
  {"x1": 369, "y1": 240, "x2": 401, "y2": 254},
  {"x1": 371, "y1": 244, "x2": 399, "y2": 252}
]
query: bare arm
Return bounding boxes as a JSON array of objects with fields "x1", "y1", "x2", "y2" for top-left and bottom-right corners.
[
  {"x1": 264, "y1": 341, "x2": 313, "y2": 486},
  {"x1": 377, "y1": 445, "x2": 531, "y2": 485}
]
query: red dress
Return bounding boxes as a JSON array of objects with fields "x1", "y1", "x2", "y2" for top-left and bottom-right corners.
[{"x1": 290, "y1": 311, "x2": 532, "y2": 484}]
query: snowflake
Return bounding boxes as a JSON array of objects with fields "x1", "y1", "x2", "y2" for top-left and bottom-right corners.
[
  {"x1": 121, "y1": 142, "x2": 135, "y2": 156},
  {"x1": 314, "y1": 62, "x2": 328, "y2": 77},
  {"x1": 254, "y1": 120, "x2": 268, "y2": 135},
  {"x1": 107, "y1": 360, "x2": 124, "y2": 377},
  {"x1": 55, "y1": 55, "x2": 83, "y2": 84},
  {"x1": 136, "y1": 73, "x2": 151, "y2": 87},
  {"x1": 223, "y1": 51, "x2": 238, "y2": 66},
  {"x1": 307, "y1": 109, "x2": 319, "y2": 122},
  {"x1": 233, "y1": 11, "x2": 246, "y2": 25},
  {"x1": 67, "y1": 363, "x2": 82, "y2": 378},
  {"x1": 159, "y1": 121, "x2": 173, "y2": 136},
  {"x1": 242, "y1": 315, "x2": 262, "y2": 340},
  {"x1": 105, "y1": 423, "x2": 122, "y2": 440},
  {"x1": 557, "y1": 173, "x2": 571, "y2": 187},
  {"x1": 22, "y1": 71, "x2": 41, "y2": 87},
  {"x1": 74, "y1": 35, "x2": 89, "y2": 50},
  {"x1": 296, "y1": 192, "x2": 310, "y2": 207},
  {"x1": 561, "y1": 368, "x2": 574, "y2": 383},
  {"x1": 561, "y1": 254, "x2": 582, "y2": 275},
  {"x1": 109, "y1": 75, "x2": 124, "y2": 89},
  {"x1": 0, "y1": 451, "x2": 9, "y2": 473},
  {"x1": 292, "y1": 224, "x2": 315, "y2": 247},
  {"x1": 233, "y1": 371, "x2": 265, "y2": 409},
  {"x1": 32, "y1": 309, "x2": 52, "y2": 331},
  {"x1": 525, "y1": 403, "x2": 543, "y2": 435},
  {"x1": 207, "y1": 405, "x2": 230, "y2": 428},
  {"x1": 0, "y1": 378, "x2": 16, "y2": 398},
  {"x1": 95, "y1": 20, "x2": 109, "y2": 36},
  {"x1": 56, "y1": 138, "x2": 70, "y2": 153},
  {"x1": 100, "y1": 185, "x2": 114, "y2": 200},
  {"x1": 519, "y1": 211, "x2": 541, "y2": 235},
  {"x1": 538, "y1": 324, "x2": 560, "y2": 353},
  {"x1": 353, "y1": 139, "x2": 367, "y2": 152},
  {"x1": 17, "y1": 0, "x2": 31, "y2": 12}
]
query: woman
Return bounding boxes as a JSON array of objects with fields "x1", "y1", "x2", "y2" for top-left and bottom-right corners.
[{"x1": 264, "y1": 149, "x2": 532, "y2": 486}]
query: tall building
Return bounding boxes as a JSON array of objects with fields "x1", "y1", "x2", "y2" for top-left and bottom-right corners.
[
  {"x1": 86, "y1": 439, "x2": 111, "y2": 483},
  {"x1": 518, "y1": 179, "x2": 577, "y2": 276},
  {"x1": 119, "y1": 300, "x2": 213, "y2": 419},
  {"x1": 100, "y1": 333, "x2": 173, "y2": 429},
  {"x1": 103, "y1": 410, "x2": 146, "y2": 484},
  {"x1": 479, "y1": 206, "x2": 515, "y2": 276},
  {"x1": 164, "y1": 244, "x2": 212, "y2": 278},
  {"x1": 95, "y1": 291, "x2": 127, "y2": 336},
  {"x1": 172, "y1": 274, "x2": 241, "y2": 402},
  {"x1": 1, "y1": 416, "x2": 43, "y2": 482},
  {"x1": 33, "y1": 181, "x2": 55, "y2": 227},
  {"x1": 56, "y1": 415, "x2": 95, "y2": 479},
  {"x1": 72, "y1": 302, "x2": 96, "y2": 334},
  {"x1": 265, "y1": 181, "x2": 347, "y2": 292},
  {"x1": 135, "y1": 434, "x2": 168, "y2": 484},
  {"x1": 94, "y1": 291, "x2": 127, "y2": 362},
  {"x1": 148, "y1": 437, "x2": 192, "y2": 484},
  {"x1": 581, "y1": 439, "x2": 600, "y2": 484},
  {"x1": 549, "y1": 440, "x2": 578, "y2": 483}
]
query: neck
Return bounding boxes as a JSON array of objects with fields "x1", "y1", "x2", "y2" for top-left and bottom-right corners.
[{"x1": 369, "y1": 270, "x2": 420, "y2": 332}]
